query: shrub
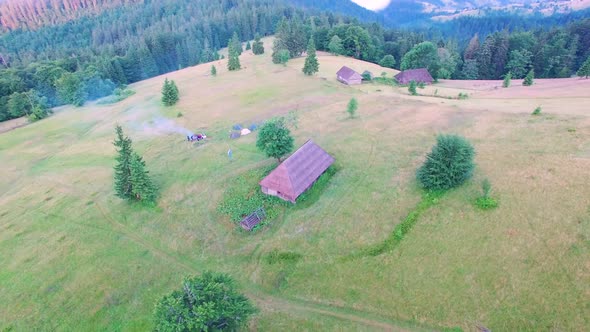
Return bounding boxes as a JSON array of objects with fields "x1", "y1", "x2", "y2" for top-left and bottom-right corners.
[
  {"x1": 176, "y1": 112, "x2": 183, "y2": 118},
  {"x1": 458, "y1": 92, "x2": 469, "y2": 100},
  {"x1": 153, "y1": 272, "x2": 257, "y2": 331},
  {"x1": 417, "y1": 135, "x2": 476, "y2": 190},
  {"x1": 503, "y1": 71, "x2": 512, "y2": 88},
  {"x1": 362, "y1": 71, "x2": 372, "y2": 81},
  {"x1": 475, "y1": 179, "x2": 499, "y2": 210},
  {"x1": 532, "y1": 106, "x2": 542, "y2": 115},
  {"x1": 408, "y1": 80, "x2": 417, "y2": 95},
  {"x1": 418, "y1": 82, "x2": 426, "y2": 89},
  {"x1": 272, "y1": 49, "x2": 290, "y2": 65},
  {"x1": 523, "y1": 69, "x2": 534, "y2": 86},
  {"x1": 346, "y1": 97, "x2": 358, "y2": 118}
]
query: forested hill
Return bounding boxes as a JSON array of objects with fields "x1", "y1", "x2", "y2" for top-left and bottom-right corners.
[
  {"x1": 0, "y1": 0, "x2": 141, "y2": 31},
  {"x1": 1, "y1": 0, "x2": 589, "y2": 125}
]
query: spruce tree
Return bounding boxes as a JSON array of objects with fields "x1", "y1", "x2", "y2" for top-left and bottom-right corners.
[
  {"x1": 113, "y1": 125, "x2": 134, "y2": 200},
  {"x1": 417, "y1": 135, "x2": 475, "y2": 190},
  {"x1": 227, "y1": 42, "x2": 241, "y2": 71},
  {"x1": 211, "y1": 65, "x2": 217, "y2": 76},
  {"x1": 245, "y1": 41, "x2": 251, "y2": 51},
  {"x1": 129, "y1": 152, "x2": 157, "y2": 204},
  {"x1": 302, "y1": 38, "x2": 319, "y2": 76},
  {"x1": 252, "y1": 35, "x2": 264, "y2": 55},
  {"x1": 161, "y1": 78, "x2": 179, "y2": 106},
  {"x1": 523, "y1": 69, "x2": 534, "y2": 86},
  {"x1": 230, "y1": 32, "x2": 242, "y2": 56},
  {"x1": 503, "y1": 71, "x2": 512, "y2": 88},
  {"x1": 577, "y1": 56, "x2": 590, "y2": 78}
]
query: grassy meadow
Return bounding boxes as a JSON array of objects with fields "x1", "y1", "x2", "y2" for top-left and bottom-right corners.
[{"x1": 1, "y1": 41, "x2": 589, "y2": 331}]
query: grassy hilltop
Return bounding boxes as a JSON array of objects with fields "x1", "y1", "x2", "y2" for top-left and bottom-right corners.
[{"x1": 1, "y1": 40, "x2": 589, "y2": 331}]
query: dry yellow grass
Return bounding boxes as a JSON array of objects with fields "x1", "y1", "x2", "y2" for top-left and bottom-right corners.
[{"x1": 1, "y1": 39, "x2": 589, "y2": 331}]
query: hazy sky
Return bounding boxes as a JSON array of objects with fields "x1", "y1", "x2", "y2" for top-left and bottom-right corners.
[{"x1": 350, "y1": 0, "x2": 392, "y2": 11}]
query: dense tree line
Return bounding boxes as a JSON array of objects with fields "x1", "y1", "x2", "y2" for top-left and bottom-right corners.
[
  {"x1": 1, "y1": 0, "x2": 590, "y2": 123},
  {"x1": 0, "y1": 0, "x2": 141, "y2": 31},
  {"x1": 0, "y1": 0, "x2": 317, "y2": 121},
  {"x1": 279, "y1": 16, "x2": 590, "y2": 81}
]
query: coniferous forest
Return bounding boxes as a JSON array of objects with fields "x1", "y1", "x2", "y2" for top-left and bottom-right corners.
[{"x1": 0, "y1": 0, "x2": 589, "y2": 122}]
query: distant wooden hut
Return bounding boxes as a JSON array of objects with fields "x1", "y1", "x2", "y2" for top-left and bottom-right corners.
[
  {"x1": 394, "y1": 68, "x2": 434, "y2": 85},
  {"x1": 337, "y1": 66, "x2": 362, "y2": 85},
  {"x1": 260, "y1": 140, "x2": 334, "y2": 203}
]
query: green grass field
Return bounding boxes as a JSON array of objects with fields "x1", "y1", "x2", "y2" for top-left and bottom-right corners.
[{"x1": 1, "y1": 43, "x2": 589, "y2": 331}]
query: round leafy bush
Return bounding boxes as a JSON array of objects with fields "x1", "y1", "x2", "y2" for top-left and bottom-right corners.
[
  {"x1": 417, "y1": 135, "x2": 475, "y2": 190},
  {"x1": 153, "y1": 272, "x2": 257, "y2": 331}
]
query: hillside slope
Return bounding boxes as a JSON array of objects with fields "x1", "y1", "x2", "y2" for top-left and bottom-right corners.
[{"x1": 1, "y1": 45, "x2": 589, "y2": 330}]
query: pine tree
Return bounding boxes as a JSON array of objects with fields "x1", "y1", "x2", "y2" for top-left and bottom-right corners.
[
  {"x1": 302, "y1": 38, "x2": 319, "y2": 76},
  {"x1": 211, "y1": 65, "x2": 217, "y2": 76},
  {"x1": 252, "y1": 34, "x2": 264, "y2": 55},
  {"x1": 230, "y1": 32, "x2": 242, "y2": 56},
  {"x1": 245, "y1": 41, "x2": 251, "y2": 51},
  {"x1": 577, "y1": 56, "x2": 590, "y2": 78},
  {"x1": 113, "y1": 125, "x2": 134, "y2": 200},
  {"x1": 417, "y1": 135, "x2": 475, "y2": 190},
  {"x1": 503, "y1": 71, "x2": 512, "y2": 88},
  {"x1": 161, "y1": 78, "x2": 179, "y2": 106},
  {"x1": 523, "y1": 68, "x2": 534, "y2": 86},
  {"x1": 227, "y1": 40, "x2": 241, "y2": 71},
  {"x1": 129, "y1": 152, "x2": 157, "y2": 204}
]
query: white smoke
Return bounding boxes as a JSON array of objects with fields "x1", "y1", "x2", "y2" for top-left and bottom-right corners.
[{"x1": 141, "y1": 117, "x2": 194, "y2": 137}]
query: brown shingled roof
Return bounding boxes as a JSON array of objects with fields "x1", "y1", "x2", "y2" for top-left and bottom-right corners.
[
  {"x1": 259, "y1": 140, "x2": 334, "y2": 203},
  {"x1": 394, "y1": 68, "x2": 434, "y2": 85},
  {"x1": 337, "y1": 66, "x2": 362, "y2": 80}
]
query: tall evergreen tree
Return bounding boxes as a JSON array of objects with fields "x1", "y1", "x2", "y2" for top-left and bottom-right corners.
[
  {"x1": 461, "y1": 59, "x2": 479, "y2": 79},
  {"x1": 161, "y1": 78, "x2": 179, "y2": 106},
  {"x1": 113, "y1": 125, "x2": 134, "y2": 200},
  {"x1": 227, "y1": 40, "x2": 241, "y2": 71},
  {"x1": 302, "y1": 38, "x2": 319, "y2": 76},
  {"x1": 230, "y1": 32, "x2": 242, "y2": 56},
  {"x1": 211, "y1": 65, "x2": 217, "y2": 76},
  {"x1": 129, "y1": 152, "x2": 157, "y2": 204},
  {"x1": 463, "y1": 34, "x2": 480, "y2": 61},
  {"x1": 245, "y1": 41, "x2": 251, "y2": 51}
]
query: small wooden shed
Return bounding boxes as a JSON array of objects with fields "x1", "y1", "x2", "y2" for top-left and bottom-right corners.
[
  {"x1": 260, "y1": 140, "x2": 334, "y2": 203},
  {"x1": 394, "y1": 68, "x2": 434, "y2": 85},
  {"x1": 337, "y1": 66, "x2": 363, "y2": 85}
]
